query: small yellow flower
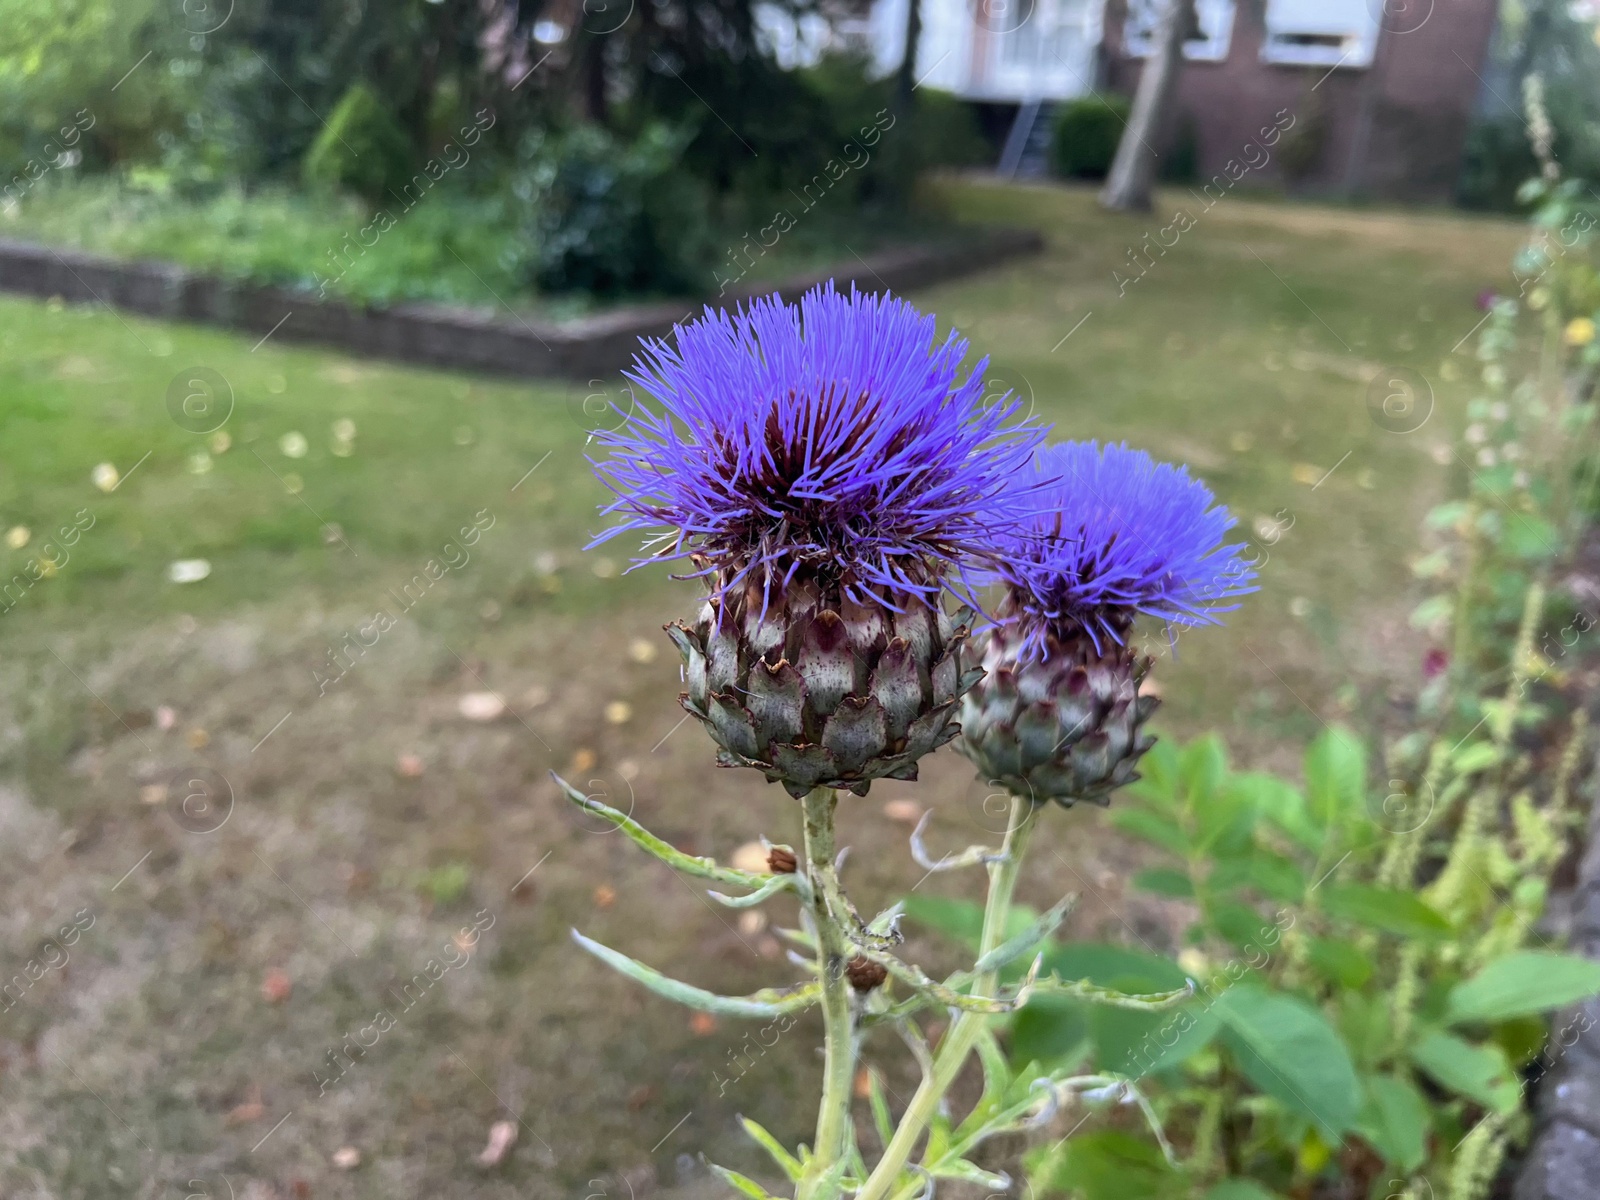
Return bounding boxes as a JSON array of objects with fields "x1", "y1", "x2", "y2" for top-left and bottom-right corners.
[{"x1": 1565, "y1": 317, "x2": 1596, "y2": 347}]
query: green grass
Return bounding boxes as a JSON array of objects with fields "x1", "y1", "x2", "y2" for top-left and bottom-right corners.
[{"x1": 0, "y1": 178, "x2": 1526, "y2": 1198}]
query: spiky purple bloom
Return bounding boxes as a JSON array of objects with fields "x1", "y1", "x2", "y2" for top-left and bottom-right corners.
[
  {"x1": 990, "y1": 441, "x2": 1257, "y2": 662},
  {"x1": 958, "y1": 442, "x2": 1255, "y2": 806},
  {"x1": 590, "y1": 283, "x2": 1040, "y2": 610},
  {"x1": 589, "y1": 284, "x2": 1042, "y2": 798}
]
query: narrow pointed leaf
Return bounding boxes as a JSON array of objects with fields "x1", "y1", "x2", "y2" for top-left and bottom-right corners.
[
  {"x1": 708, "y1": 1164, "x2": 781, "y2": 1200},
  {"x1": 738, "y1": 1116, "x2": 802, "y2": 1183},
  {"x1": 1030, "y1": 975, "x2": 1195, "y2": 1011},
  {"x1": 571, "y1": 930, "x2": 821, "y2": 1016},
  {"x1": 868, "y1": 1069, "x2": 894, "y2": 1147},
  {"x1": 553, "y1": 772, "x2": 769, "y2": 888},
  {"x1": 710, "y1": 874, "x2": 798, "y2": 908},
  {"x1": 974, "y1": 895, "x2": 1077, "y2": 974}
]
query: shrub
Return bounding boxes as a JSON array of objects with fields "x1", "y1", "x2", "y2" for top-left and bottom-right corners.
[
  {"x1": 1052, "y1": 94, "x2": 1131, "y2": 180},
  {"x1": 302, "y1": 82, "x2": 415, "y2": 206},
  {"x1": 522, "y1": 123, "x2": 713, "y2": 297}
]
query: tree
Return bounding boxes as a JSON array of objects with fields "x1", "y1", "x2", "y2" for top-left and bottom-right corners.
[{"x1": 1099, "y1": 0, "x2": 1195, "y2": 213}]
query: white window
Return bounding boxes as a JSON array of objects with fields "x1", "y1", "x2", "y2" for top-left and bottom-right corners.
[
  {"x1": 1260, "y1": 0, "x2": 1380, "y2": 67},
  {"x1": 1123, "y1": 0, "x2": 1237, "y2": 62}
]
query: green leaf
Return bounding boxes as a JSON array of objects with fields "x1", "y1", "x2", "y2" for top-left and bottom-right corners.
[
  {"x1": 1356, "y1": 1074, "x2": 1431, "y2": 1173},
  {"x1": 1180, "y1": 735, "x2": 1228, "y2": 806},
  {"x1": 1304, "y1": 728, "x2": 1366, "y2": 829},
  {"x1": 1318, "y1": 882, "x2": 1453, "y2": 940},
  {"x1": 902, "y1": 894, "x2": 1037, "y2": 954},
  {"x1": 1409, "y1": 1030, "x2": 1521, "y2": 1115},
  {"x1": 1209, "y1": 851, "x2": 1307, "y2": 903},
  {"x1": 1409, "y1": 594, "x2": 1455, "y2": 631},
  {"x1": 1241, "y1": 774, "x2": 1319, "y2": 852},
  {"x1": 1036, "y1": 943, "x2": 1204, "y2": 1078},
  {"x1": 553, "y1": 773, "x2": 770, "y2": 889},
  {"x1": 737, "y1": 1116, "x2": 802, "y2": 1183},
  {"x1": 901, "y1": 894, "x2": 986, "y2": 951},
  {"x1": 1133, "y1": 868, "x2": 1195, "y2": 898},
  {"x1": 1207, "y1": 900, "x2": 1281, "y2": 954},
  {"x1": 1027, "y1": 1130, "x2": 1187, "y2": 1200},
  {"x1": 1110, "y1": 807, "x2": 1191, "y2": 857},
  {"x1": 867, "y1": 1069, "x2": 893, "y2": 1148},
  {"x1": 1212, "y1": 985, "x2": 1363, "y2": 1137},
  {"x1": 1306, "y1": 937, "x2": 1374, "y2": 989},
  {"x1": 1447, "y1": 951, "x2": 1600, "y2": 1023},
  {"x1": 1011, "y1": 995, "x2": 1090, "y2": 1068},
  {"x1": 1451, "y1": 740, "x2": 1502, "y2": 776},
  {"x1": 570, "y1": 931, "x2": 822, "y2": 1017},
  {"x1": 1125, "y1": 739, "x2": 1181, "y2": 809},
  {"x1": 1203, "y1": 1183, "x2": 1289, "y2": 1200},
  {"x1": 707, "y1": 1165, "x2": 781, "y2": 1200}
]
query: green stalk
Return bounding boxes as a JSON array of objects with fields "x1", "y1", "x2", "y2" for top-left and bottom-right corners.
[
  {"x1": 798, "y1": 786, "x2": 855, "y2": 1200},
  {"x1": 855, "y1": 793, "x2": 1039, "y2": 1200}
]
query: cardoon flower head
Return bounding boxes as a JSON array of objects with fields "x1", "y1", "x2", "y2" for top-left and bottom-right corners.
[
  {"x1": 590, "y1": 284, "x2": 1041, "y2": 797},
  {"x1": 991, "y1": 441, "x2": 1257, "y2": 660},
  {"x1": 959, "y1": 441, "x2": 1256, "y2": 806}
]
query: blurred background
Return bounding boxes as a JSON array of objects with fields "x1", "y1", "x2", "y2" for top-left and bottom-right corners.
[{"x1": 2, "y1": 1, "x2": 1599, "y2": 1198}]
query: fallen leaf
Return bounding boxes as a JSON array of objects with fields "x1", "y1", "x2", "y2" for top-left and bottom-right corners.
[
  {"x1": 261, "y1": 968, "x2": 293, "y2": 1004},
  {"x1": 593, "y1": 884, "x2": 616, "y2": 908},
  {"x1": 476, "y1": 1119, "x2": 517, "y2": 1167},
  {"x1": 689, "y1": 1012, "x2": 718, "y2": 1036},
  {"x1": 883, "y1": 798, "x2": 922, "y2": 823},
  {"x1": 731, "y1": 841, "x2": 769, "y2": 873},
  {"x1": 737, "y1": 910, "x2": 767, "y2": 936},
  {"x1": 458, "y1": 692, "x2": 506, "y2": 722},
  {"x1": 396, "y1": 753, "x2": 426, "y2": 779},
  {"x1": 331, "y1": 1146, "x2": 361, "y2": 1171},
  {"x1": 167, "y1": 559, "x2": 212, "y2": 584}
]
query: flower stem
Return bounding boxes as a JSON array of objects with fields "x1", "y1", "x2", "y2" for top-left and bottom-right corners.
[
  {"x1": 855, "y1": 793, "x2": 1039, "y2": 1200},
  {"x1": 799, "y1": 786, "x2": 856, "y2": 1200}
]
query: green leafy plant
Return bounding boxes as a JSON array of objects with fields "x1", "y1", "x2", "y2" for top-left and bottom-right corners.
[
  {"x1": 907, "y1": 713, "x2": 1597, "y2": 1199},
  {"x1": 520, "y1": 122, "x2": 714, "y2": 297},
  {"x1": 1051, "y1": 95, "x2": 1132, "y2": 181},
  {"x1": 303, "y1": 82, "x2": 415, "y2": 205}
]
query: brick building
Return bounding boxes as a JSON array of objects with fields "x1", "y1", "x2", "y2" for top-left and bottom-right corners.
[{"x1": 851, "y1": 0, "x2": 1501, "y2": 199}]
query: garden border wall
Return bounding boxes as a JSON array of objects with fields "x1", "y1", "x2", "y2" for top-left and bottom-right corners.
[
  {"x1": 1516, "y1": 746, "x2": 1600, "y2": 1200},
  {"x1": 0, "y1": 229, "x2": 1043, "y2": 380}
]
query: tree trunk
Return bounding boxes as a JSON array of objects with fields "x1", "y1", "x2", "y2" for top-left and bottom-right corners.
[
  {"x1": 1099, "y1": 0, "x2": 1195, "y2": 213},
  {"x1": 893, "y1": 0, "x2": 923, "y2": 124}
]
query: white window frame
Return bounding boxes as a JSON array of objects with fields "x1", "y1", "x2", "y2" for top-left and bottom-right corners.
[
  {"x1": 1123, "y1": 0, "x2": 1237, "y2": 62},
  {"x1": 1259, "y1": 0, "x2": 1380, "y2": 67}
]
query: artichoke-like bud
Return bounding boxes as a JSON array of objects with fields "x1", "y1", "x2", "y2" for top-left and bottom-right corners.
[
  {"x1": 670, "y1": 577, "x2": 982, "y2": 797},
  {"x1": 961, "y1": 441, "x2": 1258, "y2": 807},
  {"x1": 585, "y1": 284, "x2": 1044, "y2": 797},
  {"x1": 959, "y1": 622, "x2": 1159, "y2": 806}
]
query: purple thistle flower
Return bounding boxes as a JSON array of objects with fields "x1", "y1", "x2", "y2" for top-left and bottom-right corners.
[
  {"x1": 989, "y1": 441, "x2": 1257, "y2": 662},
  {"x1": 589, "y1": 284, "x2": 1041, "y2": 611}
]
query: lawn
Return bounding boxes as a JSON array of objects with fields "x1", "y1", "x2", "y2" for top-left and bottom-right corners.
[{"x1": 0, "y1": 178, "x2": 1523, "y2": 1199}]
